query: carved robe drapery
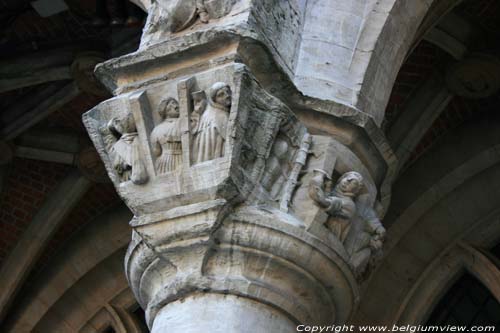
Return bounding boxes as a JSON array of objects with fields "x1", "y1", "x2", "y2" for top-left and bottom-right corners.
[
  {"x1": 324, "y1": 190, "x2": 357, "y2": 242},
  {"x1": 110, "y1": 132, "x2": 147, "y2": 183},
  {"x1": 151, "y1": 118, "x2": 182, "y2": 173},
  {"x1": 191, "y1": 102, "x2": 228, "y2": 163}
]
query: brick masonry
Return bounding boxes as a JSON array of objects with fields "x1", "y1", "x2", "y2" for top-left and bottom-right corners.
[{"x1": 0, "y1": 159, "x2": 70, "y2": 266}]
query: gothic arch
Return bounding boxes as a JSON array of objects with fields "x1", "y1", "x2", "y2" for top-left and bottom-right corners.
[
  {"x1": 295, "y1": 0, "x2": 460, "y2": 125},
  {"x1": 355, "y1": 114, "x2": 500, "y2": 325},
  {"x1": 395, "y1": 242, "x2": 500, "y2": 325},
  {"x1": 4, "y1": 206, "x2": 133, "y2": 332}
]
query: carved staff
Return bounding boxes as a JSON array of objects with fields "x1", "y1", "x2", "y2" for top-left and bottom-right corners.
[{"x1": 280, "y1": 133, "x2": 312, "y2": 212}]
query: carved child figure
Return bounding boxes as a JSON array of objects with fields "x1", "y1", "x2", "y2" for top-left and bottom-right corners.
[
  {"x1": 99, "y1": 112, "x2": 148, "y2": 184},
  {"x1": 151, "y1": 98, "x2": 182, "y2": 174},
  {"x1": 192, "y1": 82, "x2": 231, "y2": 163}
]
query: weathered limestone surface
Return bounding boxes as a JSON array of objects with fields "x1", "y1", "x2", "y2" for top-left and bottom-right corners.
[{"x1": 83, "y1": 1, "x2": 398, "y2": 331}]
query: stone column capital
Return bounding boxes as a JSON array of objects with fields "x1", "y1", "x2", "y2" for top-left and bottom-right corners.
[{"x1": 83, "y1": 2, "x2": 396, "y2": 331}]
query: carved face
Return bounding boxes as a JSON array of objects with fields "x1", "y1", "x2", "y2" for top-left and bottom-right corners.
[
  {"x1": 112, "y1": 113, "x2": 136, "y2": 134},
  {"x1": 336, "y1": 172, "x2": 363, "y2": 196},
  {"x1": 214, "y1": 86, "x2": 232, "y2": 108},
  {"x1": 166, "y1": 99, "x2": 180, "y2": 118},
  {"x1": 193, "y1": 97, "x2": 207, "y2": 114},
  {"x1": 158, "y1": 98, "x2": 179, "y2": 119}
]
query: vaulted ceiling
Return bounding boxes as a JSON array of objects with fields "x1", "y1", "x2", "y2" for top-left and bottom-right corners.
[{"x1": 0, "y1": 0, "x2": 499, "y2": 331}]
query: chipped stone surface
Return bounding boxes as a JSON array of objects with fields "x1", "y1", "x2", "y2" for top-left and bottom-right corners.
[{"x1": 81, "y1": 1, "x2": 406, "y2": 331}]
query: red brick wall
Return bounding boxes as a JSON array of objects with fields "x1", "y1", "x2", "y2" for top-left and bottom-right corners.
[
  {"x1": 0, "y1": 159, "x2": 70, "y2": 266},
  {"x1": 32, "y1": 182, "x2": 121, "y2": 278},
  {"x1": 383, "y1": 41, "x2": 449, "y2": 132}
]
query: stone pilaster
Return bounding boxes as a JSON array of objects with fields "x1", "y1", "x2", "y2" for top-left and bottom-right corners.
[{"x1": 83, "y1": 1, "x2": 396, "y2": 331}]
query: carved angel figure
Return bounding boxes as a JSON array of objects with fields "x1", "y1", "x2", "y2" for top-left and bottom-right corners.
[
  {"x1": 309, "y1": 170, "x2": 363, "y2": 242},
  {"x1": 151, "y1": 98, "x2": 182, "y2": 174},
  {"x1": 99, "y1": 112, "x2": 148, "y2": 184},
  {"x1": 191, "y1": 82, "x2": 231, "y2": 163}
]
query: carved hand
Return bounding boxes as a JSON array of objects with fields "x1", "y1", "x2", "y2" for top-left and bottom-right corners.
[{"x1": 325, "y1": 197, "x2": 342, "y2": 215}]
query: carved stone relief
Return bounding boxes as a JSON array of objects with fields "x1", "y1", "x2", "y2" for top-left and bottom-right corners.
[
  {"x1": 261, "y1": 137, "x2": 290, "y2": 198},
  {"x1": 323, "y1": 171, "x2": 363, "y2": 242},
  {"x1": 344, "y1": 203, "x2": 386, "y2": 279},
  {"x1": 140, "y1": 0, "x2": 237, "y2": 48},
  {"x1": 190, "y1": 90, "x2": 207, "y2": 133},
  {"x1": 84, "y1": 64, "x2": 387, "y2": 330},
  {"x1": 191, "y1": 82, "x2": 231, "y2": 164},
  {"x1": 151, "y1": 98, "x2": 182, "y2": 174},
  {"x1": 84, "y1": 65, "x2": 307, "y2": 213},
  {"x1": 99, "y1": 111, "x2": 148, "y2": 185},
  {"x1": 308, "y1": 168, "x2": 386, "y2": 278}
]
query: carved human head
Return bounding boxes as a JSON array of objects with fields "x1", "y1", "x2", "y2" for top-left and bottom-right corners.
[
  {"x1": 335, "y1": 171, "x2": 363, "y2": 197},
  {"x1": 158, "y1": 98, "x2": 179, "y2": 119},
  {"x1": 272, "y1": 139, "x2": 289, "y2": 159},
  {"x1": 192, "y1": 90, "x2": 207, "y2": 114},
  {"x1": 209, "y1": 82, "x2": 231, "y2": 109},
  {"x1": 112, "y1": 112, "x2": 136, "y2": 134}
]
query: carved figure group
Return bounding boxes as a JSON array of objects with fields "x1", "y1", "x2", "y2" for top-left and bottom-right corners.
[
  {"x1": 151, "y1": 97, "x2": 182, "y2": 174},
  {"x1": 191, "y1": 82, "x2": 231, "y2": 163},
  {"x1": 100, "y1": 112, "x2": 148, "y2": 184}
]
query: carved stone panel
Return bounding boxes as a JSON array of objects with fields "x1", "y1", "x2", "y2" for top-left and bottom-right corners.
[{"x1": 83, "y1": 64, "x2": 308, "y2": 217}]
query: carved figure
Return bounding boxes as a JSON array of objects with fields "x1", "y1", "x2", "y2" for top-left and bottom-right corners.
[
  {"x1": 280, "y1": 134, "x2": 311, "y2": 212},
  {"x1": 345, "y1": 205, "x2": 386, "y2": 278},
  {"x1": 192, "y1": 82, "x2": 231, "y2": 163},
  {"x1": 151, "y1": 98, "x2": 183, "y2": 174},
  {"x1": 308, "y1": 169, "x2": 332, "y2": 207},
  {"x1": 190, "y1": 90, "x2": 207, "y2": 132},
  {"x1": 99, "y1": 112, "x2": 148, "y2": 184},
  {"x1": 140, "y1": 0, "x2": 235, "y2": 47},
  {"x1": 309, "y1": 171, "x2": 363, "y2": 242}
]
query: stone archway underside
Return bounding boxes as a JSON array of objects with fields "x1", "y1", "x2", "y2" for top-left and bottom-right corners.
[{"x1": 356, "y1": 116, "x2": 500, "y2": 326}]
